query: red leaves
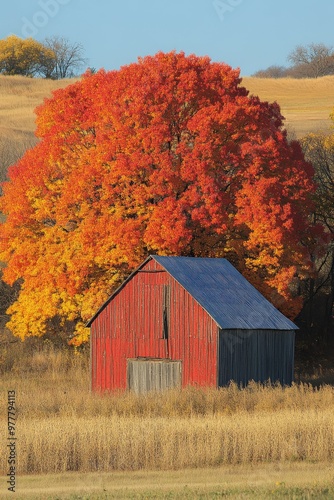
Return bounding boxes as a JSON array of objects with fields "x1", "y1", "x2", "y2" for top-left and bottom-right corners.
[{"x1": 0, "y1": 51, "x2": 318, "y2": 343}]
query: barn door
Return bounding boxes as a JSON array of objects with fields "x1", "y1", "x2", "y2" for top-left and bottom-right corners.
[
  {"x1": 127, "y1": 358, "x2": 182, "y2": 394},
  {"x1": 137, "y1": 282, "x2": 170, "y2": 358}
]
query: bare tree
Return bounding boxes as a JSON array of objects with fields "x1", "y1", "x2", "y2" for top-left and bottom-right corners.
[
  {"x1": 288, "y1": 43, "x2": 334, "y2": 78},
  {"x1": 43, "y1": 36, "x2": 87, "y2": 79}
]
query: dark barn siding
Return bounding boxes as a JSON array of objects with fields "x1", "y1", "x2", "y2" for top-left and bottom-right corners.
[{"x1": 218, "y1": 329, "x2": 295, "y2": 386}]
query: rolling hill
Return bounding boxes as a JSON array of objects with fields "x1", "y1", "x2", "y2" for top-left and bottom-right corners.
[
  {"x1": 0, "y1": 73, "x2": 333, "y2": 150},
  {"x1": 0, "y1": 75, "x2": 73, "y2": 144},
  {"x1": 243, "y1": 75, "x2": 334, "y2": 138}
]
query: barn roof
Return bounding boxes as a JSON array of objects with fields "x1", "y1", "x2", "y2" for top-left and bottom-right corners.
[
  {"x1": 152, "y1": 256, "x2": 297, "y2": 330},
  {"x1": 87, "y1": 255, "x2": 297, "y2": 330}
]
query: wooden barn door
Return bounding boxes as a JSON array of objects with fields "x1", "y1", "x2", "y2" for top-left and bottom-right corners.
[
  {"x1": 136, "y1": 279, "x2": 170, "y2": 359},
  {"x1": 127, "y1": 358, "x2": 182, "y2": 394}
]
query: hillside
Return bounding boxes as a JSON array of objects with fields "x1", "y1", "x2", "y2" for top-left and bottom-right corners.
[
  {"x1": 243, "y1": 75, "x2": 334, "y2": 138},
  {"x1": 0, "y1": 73, "x2": 333, "y2": 144},
  {"x1": 0, "y1": 75, "x2": 74, "y2": 144}
]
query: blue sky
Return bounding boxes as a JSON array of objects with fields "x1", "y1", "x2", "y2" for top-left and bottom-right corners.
[{"x1": 1, "y1": 0, "x2": 334, "y2": 76}]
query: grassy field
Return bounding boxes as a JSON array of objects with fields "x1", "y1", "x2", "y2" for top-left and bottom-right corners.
[
  {"x1": 243, "y1": 75, "x2": 334, "y2": 138},
  {"x1": 0, "y1": 75, "x2": 73, "y2": 182},
  {"x1": 0, "y1": 74, "x2": 72, "y2": 142},
  {"x1": 1, "y1": 346, "x2": 334, "y2": 497},
  {"x1": 2, "y1": 463, "x2": 334, "y2": 499},
  {"x1": 0, "y1": 74, "x2": 333, "y2": 145}
]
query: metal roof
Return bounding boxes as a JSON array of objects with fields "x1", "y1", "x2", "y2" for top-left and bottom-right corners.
[
  {"x1": 87, "y1": 255, "x2": 297, "y2": 330},
  {"x1": 152, "y1": 255, "x2": 297, "y2": 330}
]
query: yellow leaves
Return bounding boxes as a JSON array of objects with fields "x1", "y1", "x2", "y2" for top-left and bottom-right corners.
[
  {"x1": 25, "y1": 186, "x2": 50, "y2": 216},
  {"x1": 6, "y1": 286, "x2": 58, "y2": 340},
  {"x1": 69, "y1": 322, "x2": 90, "y2": 346},
  {"x1": 44, "y1": 177, "x2": 63, "y2": 194},
  {"x1": 57, "y1": 292, "x2": 78, "y2": 321},
  {"x1": 0, "y1": 35, "x2": 54, "y2": 77}
]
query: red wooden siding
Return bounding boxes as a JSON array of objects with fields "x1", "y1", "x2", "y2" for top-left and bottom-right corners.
[{"x1": 90, "y1": 259, "x2": 218, "y2": 391}]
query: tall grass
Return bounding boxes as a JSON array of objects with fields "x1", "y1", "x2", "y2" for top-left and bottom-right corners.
[
  {"x1": 1, "y1": 345, "x2": 334, "y2": 474},
  {"x1": 15, "y1": 410, "x2": 334, "y2": 473}
]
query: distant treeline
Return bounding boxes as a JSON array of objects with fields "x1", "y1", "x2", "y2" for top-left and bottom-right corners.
[
  {"x1": 254, "y1": 43, "x2": 334, "y2": 78},
  {"x1": 0, "y1": 35, "x2": 87, "y2": 79}
]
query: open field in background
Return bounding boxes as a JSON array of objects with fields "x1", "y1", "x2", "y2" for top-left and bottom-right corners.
[
  {"x1": 0, "y1": 74, "x2": 333, "y2": 147},
  {"x1": 0, "y1": 75, "x2": 74, "y2": 186},
  {"x1": 243, "y1": 75, "x2": 334, "y2": 138},
  {"x1": 0, "y1": 75, "x2": 73, "y2": 142}
]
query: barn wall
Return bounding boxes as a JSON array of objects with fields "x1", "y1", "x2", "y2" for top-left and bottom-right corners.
[
  {"x1": 90, "y1": 259, "x2": 218, "y2": 391},
  {"x1": 218, "y1": 329, "x2": 295, "y2": 386}
]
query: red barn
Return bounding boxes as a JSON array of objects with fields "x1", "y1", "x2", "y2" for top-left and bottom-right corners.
[{"x1": 87, "y1": 256, "x2": 297, "y2": 392}]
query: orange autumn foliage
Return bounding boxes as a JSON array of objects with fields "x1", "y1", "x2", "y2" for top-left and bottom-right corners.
[{"x1": 0, "y1": 51, "x2": 318, "y2": 344}]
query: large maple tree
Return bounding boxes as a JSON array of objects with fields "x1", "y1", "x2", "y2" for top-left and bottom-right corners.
[{"x1": 0, "y1": 52, "x2": 318, "y2": 344}]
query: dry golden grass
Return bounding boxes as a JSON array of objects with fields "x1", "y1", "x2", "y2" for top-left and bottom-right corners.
[
  {"x1": 244, "y1": 75, "x2": 334, "y2": 137},
  {"x1": 0, "y1": 74, "x2": 333, "y2": 148},
  {"x1": 0, "y1": 74, "x2": 74, "y2": 143},
  {"x1": 0, "y1": 75, "x2": 76, "y2": 185},
  {"x1": 13, "y1": 409, "x2": 334, "y2": 474},
  {"x1": 1, "y1": 346, "x2": 334, "y2": 478}
]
